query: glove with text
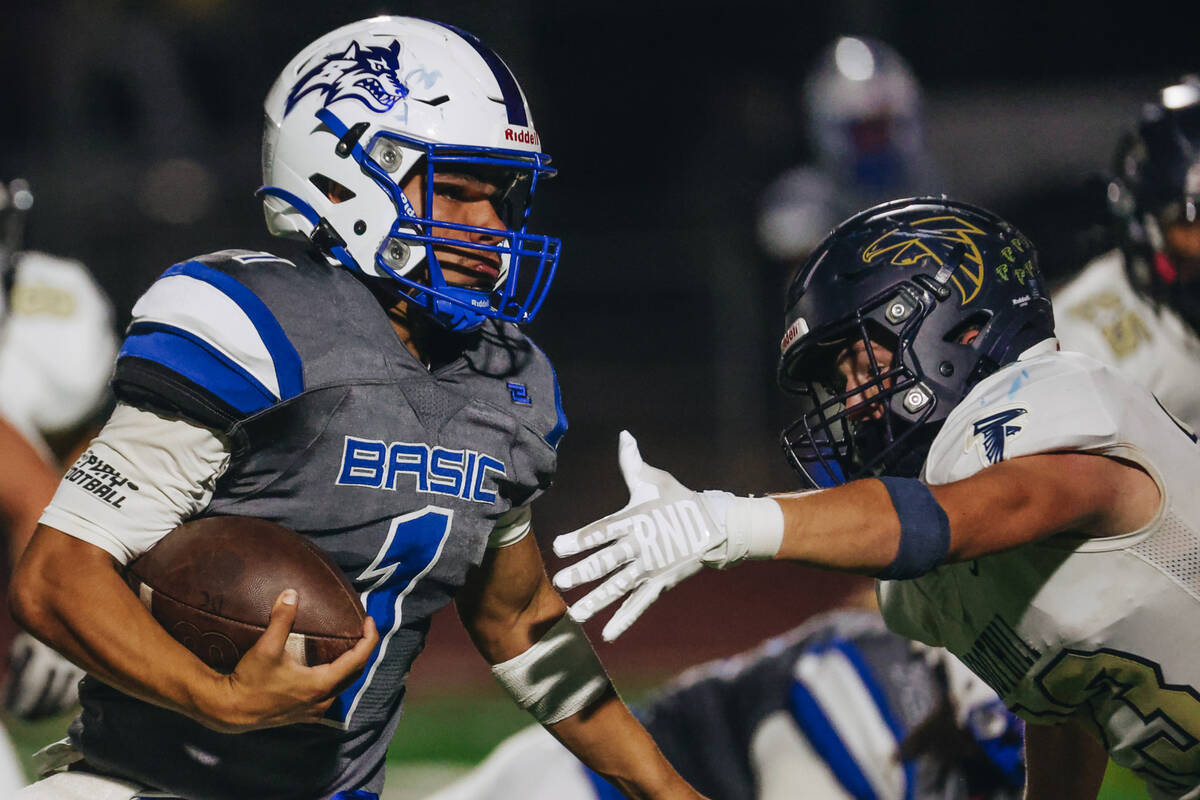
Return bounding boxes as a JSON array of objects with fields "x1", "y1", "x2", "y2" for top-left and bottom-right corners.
[{"x1": 552, "y1": 431, "x2": 736, "y2": 642}]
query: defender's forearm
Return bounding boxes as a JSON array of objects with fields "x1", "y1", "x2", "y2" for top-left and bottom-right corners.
[{"x1": 771, "y1": 479, "x2": 903, "y2": 572}]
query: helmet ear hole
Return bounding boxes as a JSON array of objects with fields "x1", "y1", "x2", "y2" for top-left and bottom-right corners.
[
  {"x1": 309, "y1": 174, "x2": 356, "y2": 203},
  {"x1": 942, "y1": 311, "x2": 992, "y2": 345}
]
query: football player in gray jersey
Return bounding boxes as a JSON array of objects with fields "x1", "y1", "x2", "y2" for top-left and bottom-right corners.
[
  {"x1": 555, "y1": 198, "x2": 1200, "y2": 799},
  {"x1": 9, "y1": 17, "x2": 702, "y2": 800}
]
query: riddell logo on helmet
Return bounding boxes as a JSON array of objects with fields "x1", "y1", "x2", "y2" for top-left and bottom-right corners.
[
  {"x1": 504, "y1": 127, "x2": 540, "y2": 147},
  {"x1": 780, "y1": 317, "x2": 810, "y2": 354}
]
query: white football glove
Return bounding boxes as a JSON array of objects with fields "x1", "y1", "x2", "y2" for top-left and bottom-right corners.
[
  {"x1": 552, "y1": 431, "x2": 783, "y2": 642},
  {"x1": 4, "y1": 631, "x2": 85, "y2": 720}
]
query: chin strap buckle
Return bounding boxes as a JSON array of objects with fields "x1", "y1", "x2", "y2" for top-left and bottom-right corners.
[{"x1": 311, "y1": 218, "x2": 347, "y2": 255}]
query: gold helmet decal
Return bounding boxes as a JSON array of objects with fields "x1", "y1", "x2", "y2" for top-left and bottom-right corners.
[{"x1": 861, "y1": 215, "x2": 987, "y2": 305}]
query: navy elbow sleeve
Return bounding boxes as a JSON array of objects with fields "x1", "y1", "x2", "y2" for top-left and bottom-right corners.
[{"x1": 874, "y1": 477, "x2": 950, "y2": 580}]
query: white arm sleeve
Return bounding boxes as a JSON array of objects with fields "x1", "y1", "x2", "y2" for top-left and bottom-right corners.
[
  {"x1": 487, "y1": 503, "x2": 533, "y2": 549},
  {"x1": 38, "y1": 403, "x2": 231, "y2": 564}
]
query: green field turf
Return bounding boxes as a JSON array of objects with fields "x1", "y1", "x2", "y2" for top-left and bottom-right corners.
[{"x1": 3, "y1": 691, "x2": 1155, "y2": 799}]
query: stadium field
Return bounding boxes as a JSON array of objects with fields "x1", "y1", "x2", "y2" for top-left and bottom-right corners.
[
  {"x1": 0, "y1": 574, "x2": 1158, "y2": 799},
  {"x1": 3, "y1": 686, "x2": 1154, "y2": 799}
]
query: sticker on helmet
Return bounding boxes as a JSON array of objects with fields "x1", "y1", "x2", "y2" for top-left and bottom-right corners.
[
  {"x1": 503, "y1": 126, "x2": 540, "y2": 147},
  {"x1": 780, "y1": 316, "x2": 810, "y2": 354},
  {"x1": 285, "y1": 40, "x2": 410, "y2": 117}
]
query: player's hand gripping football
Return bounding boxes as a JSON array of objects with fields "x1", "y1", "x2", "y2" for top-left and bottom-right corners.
[
  {"x1": 4, "y1": 631, "x2": 85, "y2": 719},
  {"x1": 221, "y1": 589, "x2": 378, "y2": 732},
  {"x1": 552, "y1": 431, "x2": 739, "y2": 642}
]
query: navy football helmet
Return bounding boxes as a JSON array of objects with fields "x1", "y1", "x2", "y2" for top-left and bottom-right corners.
[
  {"x1": 1111, "y1": 76, "x2": 1200, "y2": 332},
  {"x1": 778, "y1": 198, "x2": 1054, "y2": 488}
]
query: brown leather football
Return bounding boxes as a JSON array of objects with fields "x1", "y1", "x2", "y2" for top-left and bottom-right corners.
[{"x1": 125, "y1": 516, "x2": 366, "y2": 673}]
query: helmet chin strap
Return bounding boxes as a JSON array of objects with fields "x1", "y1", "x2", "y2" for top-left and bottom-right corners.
[{"x1": 412, "y1": 285, "x2": 492, "y2": 333}]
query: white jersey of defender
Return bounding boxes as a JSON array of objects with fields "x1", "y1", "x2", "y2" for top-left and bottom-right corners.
[
  {"x1": 1053, "y1": 249, "x2": 1200, "y2": 430},
  {"x1": 878, "y1": 340, "x2": 1200, "y2": 800},
  {"x1": 0, "y1": 252, "x2": 117, "y2": 459}
]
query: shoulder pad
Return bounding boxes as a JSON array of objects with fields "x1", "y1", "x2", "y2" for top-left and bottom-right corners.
[
  {"x1": 1053, "y1": 252, "x2": 1153, "y2": 363},
  {"x1": 1, "y1": 252, "x2": 118, "y2": 433},
  {"x1": 924, "y1": 349, "x2": 1124, "y2": 484},
  {"x1": 114, "y1": 255, "x2": 304, "y2": 428}
]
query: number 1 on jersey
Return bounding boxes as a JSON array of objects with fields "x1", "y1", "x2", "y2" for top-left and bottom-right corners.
[{"x1": 326, "y1": 506, "x2": 453, "y2": 726}]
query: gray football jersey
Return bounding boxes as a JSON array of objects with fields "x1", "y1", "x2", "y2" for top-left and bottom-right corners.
[
  {"x1": 626, "y1": 611, "x2": 1023, "y2": 800},
  {"x1": 69, "y1": 249, "x2": 566, "y2": 799}
]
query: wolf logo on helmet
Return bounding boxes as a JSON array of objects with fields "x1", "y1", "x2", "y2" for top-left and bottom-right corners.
[{"x1": 283, "y1": 40, "x2": 409, "y2": 117}]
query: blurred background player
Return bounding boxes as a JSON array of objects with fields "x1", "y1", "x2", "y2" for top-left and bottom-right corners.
[
  {"x1": 0, "y1": 177, "x2": 116, "y2": 786},
  {"x1": 0, "y1": 416, "x2": 57, "y2": 796},
  {"x1": 428, "y1": 601, "x2": 1024, "y2": 800},
  {"x1": 755, "y1": 36, "x2": 942, "y2": 269},
  {"x1": 0, "y1": 181, "x2": 118, "y2": 467},
  {"x1": 1054, "y1": 76, "x2": 1200, "y2": 429}
]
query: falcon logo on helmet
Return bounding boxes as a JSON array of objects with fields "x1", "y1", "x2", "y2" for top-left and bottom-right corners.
[
  {"x1": 284, "y1": 40, "x2": 409, "y2": 117},
  {"x1": 862, "y1": 215, "x2": 988, "y2": 305}
]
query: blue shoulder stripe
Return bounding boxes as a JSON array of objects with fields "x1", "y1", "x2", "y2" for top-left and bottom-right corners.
[
  {"x1": 789, "y1": 677, "x2": 879, "y2": 800},
  {"x1": 161, "y1": 260, "x2": 304, "y2": 399},
  {"x1": 119, "y1": 325, "x2": 277, "y2": 414},
  {"x1": 833, "y1": 639, "x2": 917, "y2": 798},
  {"x1": 788, "y1": 637, "x2": 916, "y2": 800}
]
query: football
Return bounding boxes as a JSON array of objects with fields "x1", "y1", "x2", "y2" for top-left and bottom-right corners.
[{"x1": 125, "y1": 516, "x2": 366, "y2": 673}]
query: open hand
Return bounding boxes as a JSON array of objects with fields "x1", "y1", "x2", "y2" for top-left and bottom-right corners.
[{"x1": 552, "y1": 432, "x2": 733, "y2": 642}]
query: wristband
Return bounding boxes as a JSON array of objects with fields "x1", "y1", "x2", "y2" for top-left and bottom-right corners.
[
  {"x1": 874, "y1": 477, "x2": 950, "y2": 580},
  {"x1": 490, "y1": 615, "x2": 610, "y2": 724},
  {"x1": 724, "y1": 496, "x2": 785, "y2": 561}
]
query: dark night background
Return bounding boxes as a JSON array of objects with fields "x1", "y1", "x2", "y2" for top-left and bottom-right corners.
[{"x1": 2, "y1": 0, "x2": 1196, "y2": 681}]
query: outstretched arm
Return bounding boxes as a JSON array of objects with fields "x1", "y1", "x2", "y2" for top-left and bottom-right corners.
[
  {"x1": 456, "y1": 531, "x2": 704, "y2": 800},
  {"x1": 773, "y1": 450, "x2": 1159, "y2": 570},
  {"x1": 553, "y1": 433, "x2": 1160, "y2": 639}
]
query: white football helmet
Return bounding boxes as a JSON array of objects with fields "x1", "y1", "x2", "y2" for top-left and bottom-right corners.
[
  {"x1": 803, "y1": 36, "x2": 924, "y2": 193},
  {"x1": 260, "y1": 16, "x2": 560, "y2": 331}
]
